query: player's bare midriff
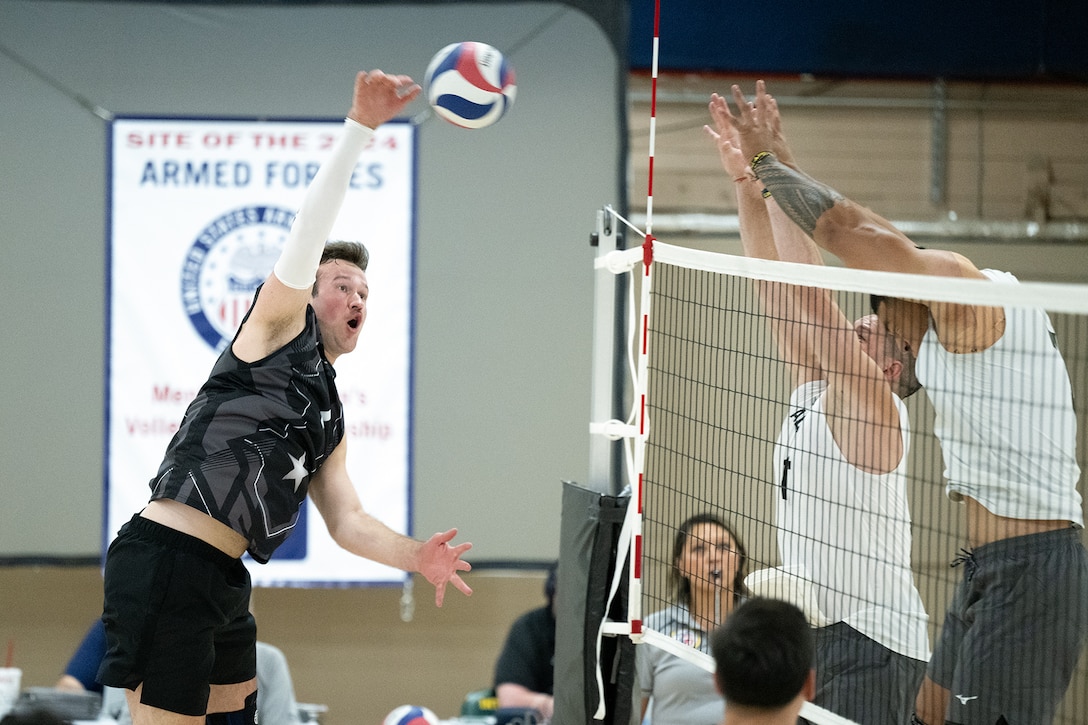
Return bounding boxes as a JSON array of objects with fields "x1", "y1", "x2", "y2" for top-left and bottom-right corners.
[
  {"x1": 140, "y1": 499, "x2": 249, "y2": 558},
  {"x1": 964, "y1": 496, "x2": 1071, "y2": 548}
]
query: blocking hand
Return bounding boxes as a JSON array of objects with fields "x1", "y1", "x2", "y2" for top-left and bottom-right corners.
[
  {"x1": 706, "y1": 93, "x2": 750, "y2": 180},
  {"x1": 725, "y1": 80, "x2": 797, "y2": 168}
]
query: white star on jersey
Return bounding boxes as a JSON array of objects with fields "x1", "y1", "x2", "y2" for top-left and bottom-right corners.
[{"x1": 283, "y1": 452, "x2": 308, "y2": 492}]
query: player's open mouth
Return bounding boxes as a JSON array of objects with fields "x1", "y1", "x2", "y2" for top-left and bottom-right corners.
[{"x1": 348, "y1": 318, "x2": 359, "y2": 329}]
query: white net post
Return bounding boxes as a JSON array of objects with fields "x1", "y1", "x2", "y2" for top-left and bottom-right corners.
[
  {"x1": 588, "y1": 206, "x2": 627, "y2": 495},
  {"x1": 589, "y1": 208, "x2": 650, "y2": 641}
]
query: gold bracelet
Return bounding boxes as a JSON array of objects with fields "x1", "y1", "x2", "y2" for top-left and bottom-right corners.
[{"x1": 750, "y1": 150, "x2": 772, "y2": 169}]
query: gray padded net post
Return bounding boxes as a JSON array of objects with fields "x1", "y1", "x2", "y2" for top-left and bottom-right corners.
[{"x1": 553, "y1": 480, "x2": 635, "y2": 725}]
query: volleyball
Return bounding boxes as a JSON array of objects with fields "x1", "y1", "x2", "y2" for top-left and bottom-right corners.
[
  {"x1": 424, "y1": 41, "x2": 516, "y2": 129},
  {"x1": 382, "y1": 705, "x2": 439, "y2": 725}
]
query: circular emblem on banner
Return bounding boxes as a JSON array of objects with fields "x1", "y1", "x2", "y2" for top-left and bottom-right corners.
[{"x1": 181, "y1": 205, "x2": 296, "y2": 350}]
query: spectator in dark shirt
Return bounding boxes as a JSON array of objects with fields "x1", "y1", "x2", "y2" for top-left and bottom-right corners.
[{"x1": 493, "y1": 563, "x2": 557, "y2": 720}]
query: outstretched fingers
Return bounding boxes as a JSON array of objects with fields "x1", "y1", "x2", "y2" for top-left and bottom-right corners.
[
  {"x1": 449, "y1": 572, "x2": 473, "y2": 597},
  {"x1": 754, "y1": 79, "x2": 771, "y2": 116},
  {"x1": 704, "y1": 131, "x2": 747, "y2": 178},
  {"x1": 726, "y1": 83, "x2": 773, "y2": 160},
  {"x1": 420, "y1": 528, "x2": 473, "y2": 607},
  {"x1": 707, "y1": 93, "x2": 740, "y2": 139},
  {"x1": 431, "y1": 575, "x2": 473, "y2": 608},
  {"x1": 729, "y1": 84, "x2": 757, "y2": 127},
  {"x1": 756, "y1": 83, "x2": 797, "y2": 168}
]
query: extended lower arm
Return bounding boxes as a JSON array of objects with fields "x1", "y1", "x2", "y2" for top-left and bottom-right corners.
[
  {"x1": 273, "y1": 118, "x2": 374, "y2": 289},
  {"x1": 734, "y1": 174, "x2": 779, "y2": 262}
]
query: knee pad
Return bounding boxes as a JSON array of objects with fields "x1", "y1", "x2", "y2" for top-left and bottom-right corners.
[{"x1": 207, "y1": 689, "x2": 258, "y2": 725}]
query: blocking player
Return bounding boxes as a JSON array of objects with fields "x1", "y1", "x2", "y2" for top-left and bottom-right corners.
[{"x1": 724, "y1": 79, "x2": 1087, "y2": 725}]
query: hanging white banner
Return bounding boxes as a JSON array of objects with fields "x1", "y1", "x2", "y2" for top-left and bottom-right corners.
[{"x1": 106, "y1": 117, "x2": 415, "y2": 587}]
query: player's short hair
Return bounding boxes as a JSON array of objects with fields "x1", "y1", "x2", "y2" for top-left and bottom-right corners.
[
  {"x1": 313, "y1": 241, "x2": 369, "y2": 297},
  {"x1": 321, "y1": 240, "x2": 369, "y2": 271},
  {"x1": 711, "y1": 598, "x2": 814, "y2": 709},
  {"x1": 870, "y1": 294, "x2": 887, "y2": 316},
  {"x1": 870, "y1": 294, "x2": 921, "y2": 399},
  {"x1": 319, "y1": 239, "x2": 372, "y2": 271}
]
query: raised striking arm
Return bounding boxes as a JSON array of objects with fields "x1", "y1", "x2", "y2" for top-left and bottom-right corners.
[{"x1": 234, "y1": 71, "x2": 421, "y2": 362}]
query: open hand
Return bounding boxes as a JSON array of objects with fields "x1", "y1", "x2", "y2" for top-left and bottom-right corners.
[
  {"x1": 758, "y1": 83, "x2": 797, "y2": 168},
  {"x1": 417, "y1": 528, "x2": 473, "y2": 607},
  {"x1": 721, "y1": 80, "x2": 797, "y2": 168},
  {"x1": 706, "y1": 93, "x2": 750, "y2": 180}
]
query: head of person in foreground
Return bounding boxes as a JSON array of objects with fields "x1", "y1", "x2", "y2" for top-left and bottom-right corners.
[{"x1": 711, "y1": 598, "x2": 815, "y2": 722}]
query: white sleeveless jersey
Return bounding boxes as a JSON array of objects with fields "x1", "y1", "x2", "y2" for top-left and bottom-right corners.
[
  {"x1": 916, "y1": 269, "x2": 1083, "y2": 525},
  {"x1": 774, "y1": 380, "x2": 930, "y2": 662}
]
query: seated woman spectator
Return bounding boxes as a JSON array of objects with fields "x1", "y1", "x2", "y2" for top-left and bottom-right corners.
[{"x1": 638, "y1": 513, "x2": 749, "y2": 725}]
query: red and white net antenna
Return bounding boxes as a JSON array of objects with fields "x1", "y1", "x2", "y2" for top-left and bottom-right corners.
[
  {"x1": 625, "y1": 247, "x2": 654, "y2": 646},
  {"x1": 631, "y1": 0, "x2": 664, "y2": 645},
  {"x1": 643, "y1": 0, "x2": 662, "y2": 239},
  {"x1": 595, "y1": 0, "x2": 661, "y2": 671},
  {"x1": 587, "y1": 3, "x2": 663, "y2": 701}
]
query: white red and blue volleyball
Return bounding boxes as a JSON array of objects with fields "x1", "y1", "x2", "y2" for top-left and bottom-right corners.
[
  {"x1": 382, "y1": 705, "x2": 440, "y2": 725},
  {"x1": 424, "y1": 41, "x2": 516, "y2": 129}
]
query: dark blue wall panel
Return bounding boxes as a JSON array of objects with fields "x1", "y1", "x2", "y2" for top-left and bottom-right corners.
[{"x1": 629, "y1": 0, "x2": 1088, "y2": 81}]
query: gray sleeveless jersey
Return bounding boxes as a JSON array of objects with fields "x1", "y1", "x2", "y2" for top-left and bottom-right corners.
[{"x1": 149, "y1": 301, "x2": 344, "y2": 563}]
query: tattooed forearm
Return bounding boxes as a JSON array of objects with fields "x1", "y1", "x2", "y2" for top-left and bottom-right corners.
[{"x1": 752, "y1": 154, "x2": 843, "y2": 236}]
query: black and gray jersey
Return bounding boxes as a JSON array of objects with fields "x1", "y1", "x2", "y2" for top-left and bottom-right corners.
[{"x1": 150, "y1": 301, "x2": 344, "y2": 563}]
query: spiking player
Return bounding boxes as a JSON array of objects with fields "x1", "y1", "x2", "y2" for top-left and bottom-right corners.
[{"x1": 98, "y1": 71, "x2": 473, "y2": 725}]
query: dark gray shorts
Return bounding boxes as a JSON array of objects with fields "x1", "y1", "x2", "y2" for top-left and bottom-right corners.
[
  {"x1": 809, "y1": 621, "x2": 925, "y2": 725},
  {"x1": 98, "y1": 515, "x2": 257, "y2": 716},
  {"x1": 929, "y1": 527, "x2": 1088, "y2": 725}
]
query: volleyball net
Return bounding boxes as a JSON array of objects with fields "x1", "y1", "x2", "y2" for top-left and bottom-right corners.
[{"x1": 590, "y1": 207, "x2": 1088, "y2": 725}]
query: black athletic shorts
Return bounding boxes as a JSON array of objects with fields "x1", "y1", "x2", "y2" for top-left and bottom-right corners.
[
  {"x1": 928, "y1": 527, "x2": 1088, "y2": 725},
  {"x1": 98, "y1": 514, "x2": 257, "y2": 716}
]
